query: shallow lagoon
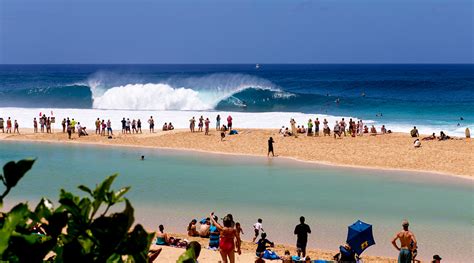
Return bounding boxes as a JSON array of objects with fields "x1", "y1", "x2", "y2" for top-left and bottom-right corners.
[{"x1": 1, "y1": 141, "x2": 472, "y2": 261}]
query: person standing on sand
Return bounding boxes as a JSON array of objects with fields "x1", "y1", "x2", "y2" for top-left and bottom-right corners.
[
  {"x1": 267, "y1": 137, "x2": 275, "y2": 157},
  {"x1": 205, "y1": 118, "x2": 210, "y2": 135},
  {"x1": 307, "y1": 119, "x2": 313, "y2": 136},
  {"x1": 67, "y1": 121, "x2": 72, "y2": 139},
  {"x1": 294, "y1": 216, "x2": 311, "y2": 258},
  {"x1": 14, "y1": 120, "x2": 19, "y2": 134},
  {"x1": 101, "y1": 120, "x2": 106, "y2": 136},
  {"x1": 6, "y1": 117, "x2": 12, "y2": 133},
  {"x1": 209, "y1": 212, "x2": 241, "y2": 263},
  {"x1": 95, "y1": 118, "x2": 101, "y2": 135},
  {"x1": 137, "y1": 119, "x2": 142, "y2": 133},
  {"x1": 290, "y1": 118, "x2": 297, "y2": 138},
  {"x1": 198, "y1": 116, "x2": 204, "y2": 132},
  {"x1": 358, "y1": 120, "x2": 364, "y2": 136},
  {"x1": 314, "y1": 118, "x2": 320, "y2": 136},
  {"x1": 189, "y1": 117, "x2": 196, "y2": 132},
  {"x1": 216, "y1": 114, "x2": 221, "y2": 130},
  {"x1": 33, "y1": 118, "x2": 38, "y2": 133},
  {"x1": 107, "y1": 119, "x2": 113, "y2": 136},
  {"x1": 0, "y1": 118, "x2": 4, "y2": 133},
  {"x1": 227, "y1": 115, "x2": 233, "y2": 130},
  {"x1": 392, "y1": 220, "x2": 417, "y2": 263},
  {"x1": 148, "y1": 116, "x2": 154, "y2": 133},
  {"x1": 340, "y1": 118, "x2": 346, "y2": 136},
  {"x1": 61, "y1": 118, "x2": 66, "y2": 133}
]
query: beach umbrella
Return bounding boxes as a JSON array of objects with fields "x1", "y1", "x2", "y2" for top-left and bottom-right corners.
[{"x1": 346, "y1": 220, "x2": 375, "y2": 255}]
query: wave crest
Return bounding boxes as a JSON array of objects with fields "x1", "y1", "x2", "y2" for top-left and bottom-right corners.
[{"x1": 88, "y1": 73, "x2": 292, "y2": 110}]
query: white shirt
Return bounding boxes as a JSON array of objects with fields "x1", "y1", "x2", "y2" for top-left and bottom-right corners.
[{"x1": 254, "y1": 222, "x2": 263, "y2": 231}]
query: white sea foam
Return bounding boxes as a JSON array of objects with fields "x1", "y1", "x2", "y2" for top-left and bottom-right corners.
[
  {"x1": 85, "y1": 73, "x2": 291, "y2": 110},
  {"x1": 1, "y1": 107, "x2": 470, "y2": 137}
]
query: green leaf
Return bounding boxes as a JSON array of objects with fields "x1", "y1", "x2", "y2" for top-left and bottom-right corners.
[
  {"x1": 33, "y1": 198, "x2": 54, "y2": 220},
  {"x1": 0, "y1": 203, "x2": 30, "y2": 255},
  {"x1": 112, "y1": 187, "x2": 130, "y2": 204},
  {"x1": 78, "y1": 185, "x2": 93, "y2": 196},
  {"x1": 2, "y1": 159, "x2": 35, "y2": 188}
]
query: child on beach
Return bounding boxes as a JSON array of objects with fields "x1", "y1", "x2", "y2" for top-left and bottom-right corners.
[{"x1": 252, "y1": 218, "x2": 264, "y2": 242}]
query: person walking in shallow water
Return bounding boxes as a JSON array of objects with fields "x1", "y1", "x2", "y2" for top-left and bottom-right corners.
[
  {"x1": 392, "y1": 220, "x2": 417, "y2": 263},
  {"x1": 267, "y1": 137, "x2": 275, "y2": 157}
]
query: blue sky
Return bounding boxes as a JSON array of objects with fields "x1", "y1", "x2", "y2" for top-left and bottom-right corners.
[{"x1": 0, "y1": 0, "x2": 472, "y2": 64}]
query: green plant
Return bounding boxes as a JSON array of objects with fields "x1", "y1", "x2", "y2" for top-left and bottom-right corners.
[{"x1": 0, "y1": 159, "x2": 154, "y2": 262}]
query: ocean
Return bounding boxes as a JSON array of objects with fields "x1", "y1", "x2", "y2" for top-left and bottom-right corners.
[
  {"x1": 0, "y1": 64, "x2": 473, "y2": 135},
  {"x1": 1, "y1": 142, "x2": 472, "y2": 261}
]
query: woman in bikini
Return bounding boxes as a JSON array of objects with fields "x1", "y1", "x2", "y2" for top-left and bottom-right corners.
[{"x1": 210, "y1": 212, "x2": 241, "y2": 263}]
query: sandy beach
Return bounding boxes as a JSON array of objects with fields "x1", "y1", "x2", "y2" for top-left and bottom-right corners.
[
  {"x1": 1, "y1": 128, "x2": 472, "y2": 177},
  {"x1": 150, "y1": 233, "x2": 396, "y2": 262}
]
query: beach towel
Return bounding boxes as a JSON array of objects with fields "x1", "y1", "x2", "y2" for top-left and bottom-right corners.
[
  {"x1": 262, "y1": 250, "x2": 279, "y2": 260},
  {"x1": 229, "y1": 130, "x2": 238, "y2": 135}
]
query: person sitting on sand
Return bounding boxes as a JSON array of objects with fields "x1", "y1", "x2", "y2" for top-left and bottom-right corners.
[
  {"x1": 162, "y1": 123, "x2": 168, "y2": 131},
  {"x1": 256, "y1": 232, "x2": 274, "y2": 256},
  {"x1": 177, "y1": 241, "x2": 201, "y2": 263},
  {"x1": 199, "y1": 218, "x2": 211, "y2": 238},
  {"x1": 284, "y1": 127, "x2": 292, "y2": 137},
  {"x1": 280, "y1": 250, "x2": 291, "y2": 263},
  {"x1": 438, "y1": 131, "x2": 450, "y2": 141},
  {"x1": 168, "y1": 122, "x2": 174, "y2": 130},
  {"x1": 370, "y1": 125, "x2": 377, "y2": 135},
  {"x1": 77, "y1": 122, "x2": 88, "y2": 137},
  {"x1": 333, "y1": 243, "x2": 357, "y2": 263},
  {"x1": 422, "y1": 133, "x2": 436, "y2": 141},
  {"x1": 363, "y1": 125, "x2": 369, "y2": 133},
  {"x1": 410, "y1": 126, "x2": 419, "y2": 137},
  {"x1": 300, "y1": 125, "x2": 306, "y2": 134},
  {"x1": 432, "y1": 254, "x2": 442, "y2": 263},
  {"x1": 187, "y1": 219, "x2": 199, "y2": 237},
  {"x1": 255, "y1": 253, "x2": 265, "y2": 263},
  {"x1": 210, "y1": 212, "x2": 241, "y2": 263},
  {"x1": 414, "y1": 139, "x2": 421, "y2": 148},
  {"x1": 381, "y1": 125, "x2": 387, "y2": 134},
  {"x1": 155, "y1": 225, "x2": 170, "y2": 245},
  {"x1": 279, "y1": 126, "x2": 285, "y2": 136},
  {"x1": 221, "y1": 125, "x2": 228, "y2": 132}
]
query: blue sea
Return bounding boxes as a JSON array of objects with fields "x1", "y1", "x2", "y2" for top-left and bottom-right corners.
[{"x1": 0, "y1": 64, "x2": 473, "y2": 135}]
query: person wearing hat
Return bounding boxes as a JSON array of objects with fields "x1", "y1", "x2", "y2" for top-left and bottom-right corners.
[
  {"x1": 432, "y1": 255, "x2": 442, "y2": 263},
  {"x1": 391, "y1": 219, "x2": 417, "y2": 263}
]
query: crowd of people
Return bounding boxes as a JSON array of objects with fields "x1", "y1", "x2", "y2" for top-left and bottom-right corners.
[
  {"x1": 280, "y1": 118, "x2": 392, "y2": 139},
  {"x1": 0, "y1": 117, "x2": 20, "y2": 134},
  {"x1": 152, "y1": 216, "x2": 443, "y2": 263}
]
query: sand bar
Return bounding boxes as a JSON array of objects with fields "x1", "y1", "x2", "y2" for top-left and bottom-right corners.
[{"x1": 1, "y1": 128, "x2": 472, "y2": 177}]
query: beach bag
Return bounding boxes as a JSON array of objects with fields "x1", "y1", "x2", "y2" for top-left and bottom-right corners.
[{"x1": 262, "y1": 250, "x2": 279, "y2": 260}]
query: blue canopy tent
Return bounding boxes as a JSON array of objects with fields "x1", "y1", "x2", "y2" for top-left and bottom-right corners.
[{"x1": 346, "y1": 220, "x2": 375, "y2": 255}]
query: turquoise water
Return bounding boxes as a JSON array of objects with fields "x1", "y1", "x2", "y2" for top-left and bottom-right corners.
[{"x1": 0, "y1": 142, "x2": 472, "y2": 261}]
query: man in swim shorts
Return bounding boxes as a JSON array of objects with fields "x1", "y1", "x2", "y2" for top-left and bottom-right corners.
[
  {"x1": 392, "y1": 220, "x2": 417, "y2": 263},
  {"x1": 294, "y1": 216, "x2": 311, "y2": 258}
]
